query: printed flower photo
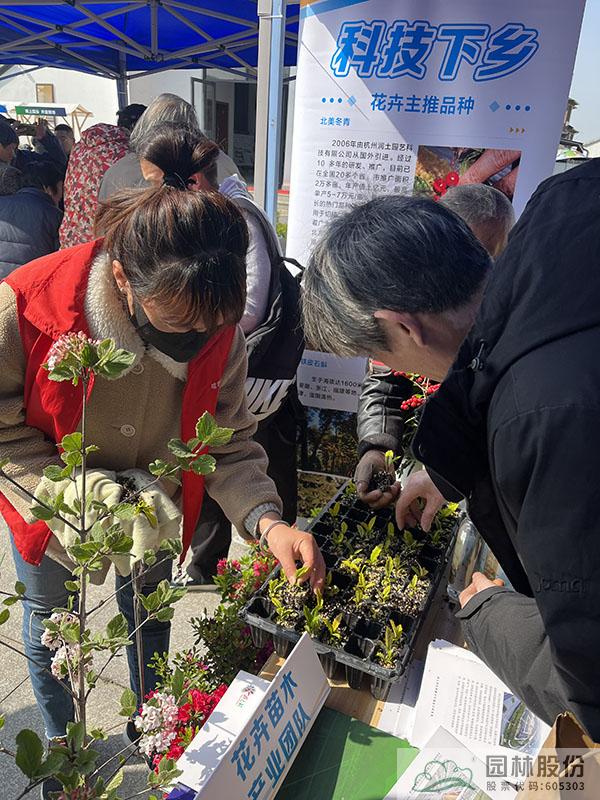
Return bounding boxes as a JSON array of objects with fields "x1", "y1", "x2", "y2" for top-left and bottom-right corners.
[{"x1": 413, "y1": 146, "x2": 522, "y2": 201}]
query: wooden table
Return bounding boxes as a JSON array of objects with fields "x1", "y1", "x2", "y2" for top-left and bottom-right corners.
[{"x1": 259, "y1": 575, "x2": 464, "y2": 728}]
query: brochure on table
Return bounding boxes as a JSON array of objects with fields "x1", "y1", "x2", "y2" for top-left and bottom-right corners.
[
  {"x1": 384, "y1": 726, "x2": 509, "y2": 800},
  {"x1": 406, "y1": 641, "x2": 550, "y2": 763},
  {"x1": 288, "y1": 0, "x2": 585, "y2": 419},
  {"x1": 168, "y1": 634, "x2": 330, "y2": 800}
]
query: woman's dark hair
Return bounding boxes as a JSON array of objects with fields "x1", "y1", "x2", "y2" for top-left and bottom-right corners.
[
  {"x1": 96, "y1": 187, "x2": 248, "y2": 331},
  {"x1": 0, "y1": 120, "x2": 18, "y2": 148},
  {"x1": 135, "y1": 123, "x2": 219, "y2": 189},
  {"x1": 20, "y1": 161, "x2": 64, "y2": 192},
  {"x1": 302, "y1": 194, "x2": 491, "y2": 357}
]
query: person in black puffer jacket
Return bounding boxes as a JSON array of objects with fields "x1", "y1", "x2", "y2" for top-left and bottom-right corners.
[{"x1": 0, "y1": 161, "x2": 64, "y2": 277}]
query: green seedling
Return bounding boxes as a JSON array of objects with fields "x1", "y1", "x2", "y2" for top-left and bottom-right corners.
[
  {"x1": 340, "y1": 555, "x2": 363, "y2": 575},
  {"x1": 384, "y1": 521, "x2": 395, "y2": 551},
  {"x1": 412, "y1": 564, "x2": 429, "y2": 580},
  {"x1": 381, "y1": 555, "x2": 395, "y2": 602},
  {"x1": 354, "y1": 571, "x2": 368, "y2": 605},
  {"x1": 357, "y1": 516, "x2": 377, "y2": 538},
  {"x1": 384, "y1": 450, "x2": 395, "y2": 472},
  {"x1": 406, "y1": 574, "x2": 420, "y2": 597},
  {"x1": 331, "y1": 520, "x2": 348, "y2": 549},
  {"x1": 303, "y1": 593, "x2": 324, "y2": 637},
  {"x1": 322, "y1": 613, "x2": 344, "y2": 645},
  {"x1": 294, "y1": 565, "x2": 311, "y2": 583},
  {"x1": 268, "y1": 578, "x2": 297, "y2": 626},
  {"x1": 402, "y1": 529, "x2": 422, "y2": 555},
  {"x1": 369, "y1": 544, "x2": 383, "y2": 564},
  {"x1": 376, "y1": 619, "x2": 404, "y2": 667},
  {"x1": 329, "y1": 501, "x2": 341, "y2": 519}
]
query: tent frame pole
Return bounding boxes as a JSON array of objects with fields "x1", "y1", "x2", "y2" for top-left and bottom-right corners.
[
  {"x1": 116, "y1": 51, "x2": 129, "y2": 110},
  {"x1": 254, "y1": 0, "x2": 286, "y2": 224}
]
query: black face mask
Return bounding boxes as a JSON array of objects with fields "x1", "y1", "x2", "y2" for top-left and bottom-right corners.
[{"x1": 129, "y1": 300, "x2": 210, "y2": 363}]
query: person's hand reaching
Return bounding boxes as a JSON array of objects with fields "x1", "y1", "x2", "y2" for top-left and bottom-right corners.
[{"x1": 355, "y1": 450, "x2": 401, "y2": 509}]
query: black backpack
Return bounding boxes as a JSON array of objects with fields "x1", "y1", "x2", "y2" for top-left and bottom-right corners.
[{"x1": 233, "y1": 197, "x2": 305, "y2": 420}]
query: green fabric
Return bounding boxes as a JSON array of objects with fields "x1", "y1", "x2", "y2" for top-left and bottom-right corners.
[{"x1": 276, "y1": 707, "x2": 418, "y2": 800}]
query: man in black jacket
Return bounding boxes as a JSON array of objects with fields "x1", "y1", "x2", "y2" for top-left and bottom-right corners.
[{"x1": 301, "y1": 161, "x2": 600, "y2": 738}]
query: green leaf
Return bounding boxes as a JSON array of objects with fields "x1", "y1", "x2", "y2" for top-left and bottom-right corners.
[
  {"x1": 167, "y1": 439, "x2": 195, "y2": 460},
  {"x1": 195, "y1": 412, "x2": 217, "y2": 443},
  {"x1": 120, "y1": 687, "x2": 137, "y2": 718},
  {"x1": 62, "y1": 450, "x2": 83, "y2": 469},
  {"x1": 31, "y1": 504, "x2": 56, "y2": 521},
  {"x1": 86, "y1": 671, "x2": 99, "y2": 688},
  {"x1": 143, "y1": 549, "x2": 157, "y2": 566},
  {"x1": 90, "y1": 728, "x2": 108, "y2": 741},
  {"x1": 113, "y1": 502, "x2": 137, "y2": 521},
  {"x1": 61, "y1": 432, "x2": 83, "y2": 453},
  {"x1": 85, "y1": 444, "x2": 100, "y2": 455},
  {"x1": 36, "y1": 750, "x2": 66, "y2": 780},
  {"x1": 149, "y1": 459, "x2": 171, "y2": 477},
  {"x1": 105, "y1": 770, "x2": 124, "y2": 792},
  {"x1": 15, "y1": 729, "x2": 44, "y2": 778},
  {"x1": 3, "y1": 596, "x2": 18, "y2": 606},
  {"x1": 96, "y1": 349, "x2": 136, "y2": 379},
  {"x1": 155, "y1": 607, "x2": 175, "y2": 622},
  {"x1": 203, "y1": 427, "x2": 234, "y2": 448},
  {"x1": 0, "y1": 457, "x2": 9, "y2": 470},
  {"x1": 0, "y1": 715, "x2": 4, "y2": 730},
  {"x1": 64, "y1": 580, "x2": 79, "y2": 593},
  {"x1": 171, "y1": 667, "x2": 185, "y2": 700},
  {"x1": 43, "y1": 464, "x2": 67, "y2": 482},
  {"x1": 106, "y1": 613, "x2": 128, "y2": 642},
  {"x1": 0, "y1": 608, "x2": 10, "y2": 625},
  {"x1": 190, "y1": 454, "x2": 216, "y2": 476}
]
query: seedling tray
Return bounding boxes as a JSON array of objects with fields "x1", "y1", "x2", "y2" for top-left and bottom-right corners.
[{"x1": 242, "y1": 482, "x2": 459, "y2": 700}]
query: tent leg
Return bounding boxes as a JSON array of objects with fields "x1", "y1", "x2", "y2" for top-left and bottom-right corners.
[
  {"x1": 254, "y1": 0, "x2": 287, "y2": 224},
  {"x1": 116, "y1": 52, "x2": 129, "y2": 110}
]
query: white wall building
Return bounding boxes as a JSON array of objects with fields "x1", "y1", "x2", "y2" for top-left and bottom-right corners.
[{"x1": 0, "y1": 64, "x2": 296, "y2": 189}]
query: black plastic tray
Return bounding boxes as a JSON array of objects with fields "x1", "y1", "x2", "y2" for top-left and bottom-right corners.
[{"x1": 242, "y1": 483, "x2": 459, "y2": 700}]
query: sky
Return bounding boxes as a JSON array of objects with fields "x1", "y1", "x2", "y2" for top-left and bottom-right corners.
[{"x1": 569, "y1": 0, "x2": 600, "y2": 143}]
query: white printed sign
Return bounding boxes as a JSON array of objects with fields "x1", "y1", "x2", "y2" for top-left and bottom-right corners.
[
  {"x1": 297, "y1": 349, "x2": 367, "y2": 412},
  {"x1": 170, "y1": 634, "x2": 330, "y2": 800}
]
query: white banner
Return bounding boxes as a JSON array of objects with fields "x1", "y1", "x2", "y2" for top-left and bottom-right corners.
[{"x1": 287, "y1": 0, "x2": 586, "y2": 265}]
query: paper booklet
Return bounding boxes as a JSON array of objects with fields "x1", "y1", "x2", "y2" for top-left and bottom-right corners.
[
  {"x1": 410, "y1": 640, "x2": 550, "y2": 763},
  {"x1": 384, "y1": 726, "x2": 513, "y2": 800}
]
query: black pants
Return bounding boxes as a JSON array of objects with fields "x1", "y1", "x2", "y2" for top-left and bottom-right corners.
[{"x1": 187, "y1": 394, "x2": 300, "y2": 581}]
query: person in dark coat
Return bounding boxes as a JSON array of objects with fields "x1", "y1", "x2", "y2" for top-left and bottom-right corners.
[
  {"x1": 0, "y1": 161, "x2": 64, "y2": 277},
  {"x1": 301, "y1": 161, "x2": 600, "y2": 739}
]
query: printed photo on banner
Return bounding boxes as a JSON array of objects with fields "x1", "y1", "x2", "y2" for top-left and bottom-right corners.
[{"x1": 414, "y1": 146, "x2": 521, "y2": 201}]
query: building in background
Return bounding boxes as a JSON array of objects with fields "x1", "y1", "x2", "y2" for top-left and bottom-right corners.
[{"x1": 0, "y1": 64, "x2": 297, "y2": 189}]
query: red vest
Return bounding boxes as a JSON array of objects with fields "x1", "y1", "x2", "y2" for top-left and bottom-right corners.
[{"x1": 2, "y1": 240, "x2": 235, "y2": 565}]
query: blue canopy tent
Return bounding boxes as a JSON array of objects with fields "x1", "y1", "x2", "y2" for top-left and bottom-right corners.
[{"x1": 0, "y1": 0, "x2": 300, "y2": 218}]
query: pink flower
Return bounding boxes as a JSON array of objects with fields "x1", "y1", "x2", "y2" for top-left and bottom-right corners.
[
  {"x1": 216, "y1": 558, "x2": 228, "y2": 575},
  {"x1": 231, "y1": 560, "x2": 241, "y2": 571},
  {"x1": 45, "y1": 332, "x2": 99, "y2": 371}
]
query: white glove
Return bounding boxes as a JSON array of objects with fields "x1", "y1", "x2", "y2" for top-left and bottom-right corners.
[{"x1": 36, "y1": 468, "x2": 182, "y2": 579}]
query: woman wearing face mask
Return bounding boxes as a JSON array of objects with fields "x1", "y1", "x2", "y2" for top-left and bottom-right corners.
[
  {"x1": 136, "y1": 124, "x2": 304, "y2": 589},
  {"x1": 0, "y1": 146, "x2": 324, "y2": 771}
]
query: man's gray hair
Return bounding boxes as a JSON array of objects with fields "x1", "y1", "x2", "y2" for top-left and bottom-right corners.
[
  {"x1": 130, "y1": 93, "x2": 203, "y2": 152},
  {"x1": 440, "y1": 184, "x2": 515, "y2": 257},
  {"x1": 302, "y1": 194, "x2": 491, "y2": 357}
]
